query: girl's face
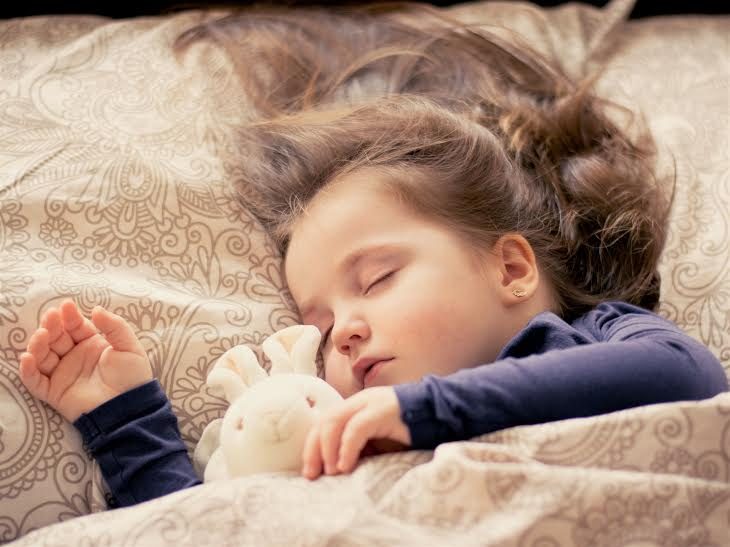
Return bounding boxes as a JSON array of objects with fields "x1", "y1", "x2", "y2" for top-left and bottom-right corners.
[{"x1": 284, "y1": 170, "x2": 526, "y2": 397}]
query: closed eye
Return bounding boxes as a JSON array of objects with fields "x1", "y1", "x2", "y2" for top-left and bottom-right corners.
[
  {"x1": 364, "y1": 271, "x2": 395, "y2": 296},
  {"x1": 318, "y1": 271, "x2": 396, "y2": 351}
]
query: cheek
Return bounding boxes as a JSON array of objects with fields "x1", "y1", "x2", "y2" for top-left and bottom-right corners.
[
  {"x1": 324, "y1": 354, "x2": 359, "y2": 397},
  {"x1": 379, "y1": 287, "x2": 491, "y2": 372},
  {"x1": 378, "y1": 285, "x2": 460, "y2": 341}
]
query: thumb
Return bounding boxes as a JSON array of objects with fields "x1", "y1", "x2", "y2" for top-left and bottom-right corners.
[{"x1": 91, "y1": 307, "x2": 145, "y2": 356}]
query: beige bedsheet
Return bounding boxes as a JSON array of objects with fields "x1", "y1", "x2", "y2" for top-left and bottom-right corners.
[{"x1": 1, "y1": 0, "x2": 729, "y2": 544}]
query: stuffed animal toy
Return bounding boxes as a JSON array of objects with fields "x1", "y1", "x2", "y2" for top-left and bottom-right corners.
[{"x1": 193, "y1": 325, "x2": 344, "y2": 481}]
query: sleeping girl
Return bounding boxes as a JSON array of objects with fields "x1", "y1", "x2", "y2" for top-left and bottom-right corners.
[{"x1": 16, "y1": 2, "x2": 728, "y2": 508}]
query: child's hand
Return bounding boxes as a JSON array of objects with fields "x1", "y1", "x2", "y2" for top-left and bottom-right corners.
[
  {"x1": 18, "y1": 299, "x2": 153, "y2": 423},
  {"x1": 301, "y1": 386, "x2": 411, "y2": 480}
]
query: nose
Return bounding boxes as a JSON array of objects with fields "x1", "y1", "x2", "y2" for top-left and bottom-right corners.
[{"x1": 331, "y1": 316, "x2": 370, "y2": 356}]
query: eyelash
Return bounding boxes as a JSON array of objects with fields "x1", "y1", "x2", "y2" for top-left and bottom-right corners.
[
  {"x1": 319, "y1": 271, "x2": 395, "y2": 350},
  {"x1": 364, "y1": 271, "x2": 394, "y2": 295}
]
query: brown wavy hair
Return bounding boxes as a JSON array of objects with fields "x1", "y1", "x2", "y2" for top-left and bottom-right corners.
[{"x1": 174, "y1": 1, "x2": 673, "y2": 320}]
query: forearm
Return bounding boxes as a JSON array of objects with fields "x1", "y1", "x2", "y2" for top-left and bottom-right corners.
[
  {"x1": 74, "y1": 380, "x2": 201, "y2": 508},
  {"x1": 395, "y1": 336, "x2": 728, "y2": 449}
]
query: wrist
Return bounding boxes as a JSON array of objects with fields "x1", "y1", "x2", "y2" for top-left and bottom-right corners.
[
  {"x1": 63, "y1": 386, "x2": 124, "y2": 423},
  {"x1": 393, "y1": 379, "x2": 453, "y2": 449},
  {"x1": 68, "y1": 380, "x2": 158, "y2": 424},
  {"x1": 72, "y1": 380, "x2": 163, "y2": 433}
]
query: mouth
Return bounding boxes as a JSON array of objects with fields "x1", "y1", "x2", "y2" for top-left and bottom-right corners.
[
  {"x1": 352, "y1": 356, "x2": 395, "y2": 387},
  {"x1": 363, "y1": 358, "x2": 393, "y2": 388}
]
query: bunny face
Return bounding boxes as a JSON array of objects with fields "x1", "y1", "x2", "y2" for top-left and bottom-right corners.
[
  {"x1": 195, "y1": 325, "x2": 345, "y2": 480},
  {"x1": 220, "y1": 374, "x2": 343, "y2": 476}
]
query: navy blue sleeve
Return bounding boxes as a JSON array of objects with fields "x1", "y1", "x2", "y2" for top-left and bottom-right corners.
[
  {"x1": 73, "y1": 380, "x2": 202, "y2": 508},
  {"x1": 394, "y1": 307, "x2": 728, "y2": 449}
]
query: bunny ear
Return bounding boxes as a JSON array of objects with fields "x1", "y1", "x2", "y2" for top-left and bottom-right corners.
[
  {"x1": 206, "y1": 345, "x2": 268, "y2": 403},
  {"x1": 262, "y1": 325, "x2": 321, "y2": 377}
]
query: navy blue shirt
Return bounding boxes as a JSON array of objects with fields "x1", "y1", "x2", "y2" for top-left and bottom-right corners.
[
  {"x1": 74, "y1": 380, "x2": 201, "y2": 508},
  {"x1": 73, "y1": 301, "x2": 728, "y2": 508}
]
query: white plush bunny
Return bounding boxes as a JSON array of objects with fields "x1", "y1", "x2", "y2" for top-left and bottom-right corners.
[{"x1": 193, "y1": 325, "x2": 343, "y2": 481}]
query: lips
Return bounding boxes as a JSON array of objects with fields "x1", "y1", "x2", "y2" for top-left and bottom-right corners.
[
  {"x1": 363, "y1": 359, "x2": 393, "y2": 387},
  {"x1": 353, "y1": 356, "x2": 394, "y2": 387}
]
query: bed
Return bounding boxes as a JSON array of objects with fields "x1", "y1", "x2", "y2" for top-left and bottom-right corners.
[{"x1": 1, "y1": 0, "x2": 728, "y2": 544}]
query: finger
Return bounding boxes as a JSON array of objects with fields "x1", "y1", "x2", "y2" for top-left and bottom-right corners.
[
  {"x1": 301, "y1": 426, "x2": 324, "y2": 480},
  {"x1": 60, "y1": 299, "x2": 99, "y2": 344},
  {"x1": 319, "y1": 418, "x2": 346, "y2": 475},
  {"x1": 319, "y1": 403, "x2": 362, "y2": 475},
  {"x1": 18, "y1": 352, "x2": 51, "y2": 402},
  {"x1": 36, "y1": 346, "x2": 60, "y2": 377},
  {"x1": 90, "y1": 307, "x2": 145, "y2": 356},
  {"x1": 27, "y1": 328, "x2": 58, "y2": 375},
  {"x1": 338, "y1": 410, "x2": 378, "y2": 473},
  {"x1": 41, "y1": 308, "x2": 75, "y2": 357},
  {"x1": 26, "y1": 328, "x2": 49, "y2": 359}
]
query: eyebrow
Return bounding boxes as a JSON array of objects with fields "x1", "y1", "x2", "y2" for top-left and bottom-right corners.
[
  {"x1": 340, "y1": 243, "x2": 400, "y2": 274},
  {"x1": 298, "y1": 243, "x2": 402, "y2": 318}
]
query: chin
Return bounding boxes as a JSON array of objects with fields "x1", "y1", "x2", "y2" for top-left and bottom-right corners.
[
  {"x1": 367, "y1": 372, "x2": 402, "y2": 389},
  {"x1": 339, "y1": 384, "x2": 361, "y2": 398}
]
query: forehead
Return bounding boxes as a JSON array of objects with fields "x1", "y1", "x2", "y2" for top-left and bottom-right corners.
[{"x1": 283, "y1": 171, "x2": 416, "y2": 307}]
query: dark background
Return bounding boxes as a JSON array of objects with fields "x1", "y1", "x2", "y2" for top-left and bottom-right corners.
[{"x1": 0, "y1": 0, "x2": 727, "y2": 19}]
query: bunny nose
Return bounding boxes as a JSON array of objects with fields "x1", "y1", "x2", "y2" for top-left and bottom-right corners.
[
  {"x1": 257, "y1": 410, "x2": 288, "y2": 443},
  {"x1": 259, "y1": 402, "x2": 304, "y2": 443}
]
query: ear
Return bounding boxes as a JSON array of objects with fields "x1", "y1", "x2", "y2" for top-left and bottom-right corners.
[
  {"x1": 206, "y1": 345, "x2": 268, "y2": 403},
  {"x1": 491, "y1": 234, "x2": 540, "y2": 307},
  {"x1": 263, "y1": 324, "x2": 320, "y2": 377}
]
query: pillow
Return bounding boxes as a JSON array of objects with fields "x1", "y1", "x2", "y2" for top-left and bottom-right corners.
[
  {"x1": 591, "y1": 14, "x2": 730, "y2": 366},
  {"x1": 0, "y1": 11, "x2": 297, "y2": 540}
]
